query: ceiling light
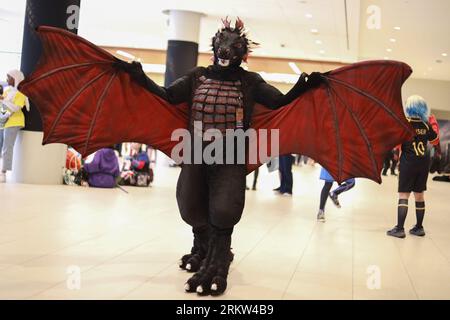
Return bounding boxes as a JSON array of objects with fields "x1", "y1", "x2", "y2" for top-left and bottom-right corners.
[
  {"x1": 319, "y1": 49, "x2": 325, "y2": 54},
  {"x1": 384, "y1": 57, "x2": 389, "y2": 60},
  {"x1": 288, "y1": 62, "x2": 302, "y2": 75},
  {"x1": 442, "y1": 53, "x2": 448, "y2": 57},
  {"x1": 394, "y1": 26, "x2": 401, "y2": 30},
  {"x1": 116, "y1": 50, "x2": 136, "y2": 60},
  {"x1": 310, "y1": 28, "x2": 319, "y2": 34},
  {"x1": 389, "y1": 38, "x2": 396, "y2": 43},
  {"x1": 386, "y1": 48, "x2": 392, "y2": 52},
  {"x1": 305, "y1": 13, "x2": 313, "y2": 19},
  {"x1": 315, "y1": 40, "x2": 322, "y2": 45}
]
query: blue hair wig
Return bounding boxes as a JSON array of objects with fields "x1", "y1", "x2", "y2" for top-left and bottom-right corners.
[{"x1": 405, "y1": 95, "x2": 429, "y2": 122}]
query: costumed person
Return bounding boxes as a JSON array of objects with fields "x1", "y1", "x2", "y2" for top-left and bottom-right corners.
[
  {"x1": 387, "y1": 95, "x2": 439, "y2": 238},
  {"x1": 317, "y1": 167, "x2": 355, "y2": 222},
  {"x1": 82, "y1": 147, "x2": 120, "y2": 188},
  {"x1": 428, "y1": 113, "x2": 442, "y2": 174},
  {"x1": 19, "y1": 18, "x2": 415, "y2": 296},
  {"x1": 0, "y1": 70, "x2": 29, "y2": 183},
  {"x1": 124, "y1": 20, "x2": 323, "y2": 295}
]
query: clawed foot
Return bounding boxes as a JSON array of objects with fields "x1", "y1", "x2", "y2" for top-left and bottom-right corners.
[
  {"x1": 179, "y1": 252, "x2": 204, "y2": 272},
  {"x1": 180, "y1": 248, "x2": 234, "y2": 272},
  {"x1": 179, "y1": 226, "x2": 210, "y2": 273},
  {"x1": 184, "y1": 229, "x2": 233, "y2": 296},
  {"x1": 184, "y1": 263, "x2": 229, "y2": 296}
]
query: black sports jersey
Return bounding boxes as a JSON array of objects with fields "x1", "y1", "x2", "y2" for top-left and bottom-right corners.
[{"x1": 400, "y1": 117, "x2": 438, "y2": 166}]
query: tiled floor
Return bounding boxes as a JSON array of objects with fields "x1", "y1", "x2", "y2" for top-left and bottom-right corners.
[{"x1": 0, "y1": 164, "x2": 449, "y2": 300}]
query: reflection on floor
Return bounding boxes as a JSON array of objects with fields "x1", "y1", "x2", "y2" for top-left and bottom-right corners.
[{"x1": 0, "y1": 164, "x2": 449, "y2": 300}]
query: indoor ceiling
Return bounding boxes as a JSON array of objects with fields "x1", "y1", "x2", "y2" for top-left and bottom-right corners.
[
  {"x1": 78, "y1": 0, "x2": 360, "y2": 63},
  {"x1": 359, "y1": 0, "x2": 450, "y2": 81},
  {"x1": 0, "y1": 0, "x2": 449, "y2": 81}
]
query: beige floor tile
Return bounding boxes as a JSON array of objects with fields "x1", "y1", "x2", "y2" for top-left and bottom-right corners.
[
  {"x1": 33, "y1": 268, "x2": 150, "y2": 300},
  {"x1": 284, "y1": 272, "x2": 353, "y2": 300}
]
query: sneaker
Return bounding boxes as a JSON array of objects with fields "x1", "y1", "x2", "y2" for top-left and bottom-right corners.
[
  {"x1": 317, "y1": 210, "x2": 325, "y2": 222},
  {"x1": 387, "y1": 226, "x2": 406, "y2": 238},
  {"x1": 409, "y1": 225, "x2": 425, "y2": 237},
  {"x1": 273, "y1": 187, "x2": 281, "y2": 192},
  {"x1": 281, "y1": 192, "x2": 292, "y2": 197},
  {"x1": 329, "y1": 192, "x2": 341, "y2": 208},
  {"x1": 0, "y1": 173, "x2": 5, "y2": 183}
]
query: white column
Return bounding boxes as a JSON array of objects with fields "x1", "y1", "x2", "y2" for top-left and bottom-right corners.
[
  {"x1": 164, "y1": 9, "x2": 203, "y2": 42},
  {"x1": 12, "y1": 131, "x2": 66, "y2": 185},
  {"x1": 14, "y1": 0, "x2": 80, "y2": 185}
]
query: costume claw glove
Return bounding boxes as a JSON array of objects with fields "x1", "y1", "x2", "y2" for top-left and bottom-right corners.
[
  {"x1": 113, "y1": 60, "x2": 144, "y2": 77},
  {"x1": 304, "y1": 72, "x2": 323, "y2": 88}
]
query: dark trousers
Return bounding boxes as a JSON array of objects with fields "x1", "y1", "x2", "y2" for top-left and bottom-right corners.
[
  {"x1": 383, "y1": 153, "x2": 397, "y2": 175},
  {"x1": 333, "y1": 179, "x2": 355, "y2": 195},
  {"x1": 319, "y1": 179, "x2": 355, "y2": 210},
  {"x1": 176, "y1": 163, "x2": 246, "y2": 229},
  {"x1": 247, "y1": 168, "x2": 259, "y2": 189},
  {"x1": 279, "y1": 155, "x2": 294, "y2": 194}
]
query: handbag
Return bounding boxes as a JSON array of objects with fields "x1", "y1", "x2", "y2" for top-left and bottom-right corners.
[{"x1": 0, "y1": 104, "x2": 10, "y2": 128}]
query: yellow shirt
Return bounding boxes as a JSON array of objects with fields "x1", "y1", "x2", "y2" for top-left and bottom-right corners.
[{"x1": 2, "y1": 89, "x2": 26, "y2": 128}]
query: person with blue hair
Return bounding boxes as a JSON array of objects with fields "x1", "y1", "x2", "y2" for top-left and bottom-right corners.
[
  {"x1": 404, "y1": 95, "x2": 430, "y2": 122},
  {"x1": 317, "y1": 167, "x2": 355, "y2": 222},
  {"x1": 387, "y1": 95, "x2": 440, "y2": 238}
]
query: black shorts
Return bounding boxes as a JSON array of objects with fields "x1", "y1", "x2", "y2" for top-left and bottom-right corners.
[{"x1": 398, "y1": 162, "x2": 429, "y2": 193}]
